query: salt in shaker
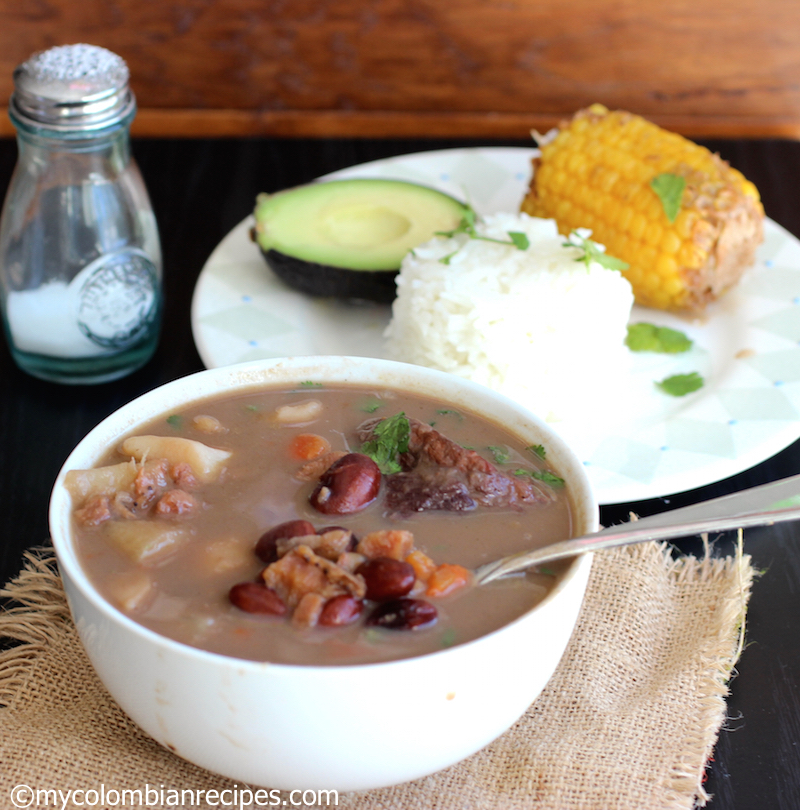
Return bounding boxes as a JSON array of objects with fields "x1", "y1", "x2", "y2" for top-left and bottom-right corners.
[{"x1": 0, "y1": 44, "x2": 162, "y2": 384}]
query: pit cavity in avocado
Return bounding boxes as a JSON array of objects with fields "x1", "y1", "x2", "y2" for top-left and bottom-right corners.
[{"x1": 252, "y1": 179, "x2": 468, "y2": 303}]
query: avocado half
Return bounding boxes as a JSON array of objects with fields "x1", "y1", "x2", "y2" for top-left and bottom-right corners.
[{"x1": 252, "y1": 178, "x2": 468, "y2": 303}]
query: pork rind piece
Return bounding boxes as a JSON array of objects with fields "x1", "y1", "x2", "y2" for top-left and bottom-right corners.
[
  {"x1": 336, "y1": 551, "x2": 367, "y2": 573},
  {"x1": 357, "y1": 529, "x2": 415, "y2": 561},
  {"x1": 104, "y1": 520, "x2": 192, "y2": 565},
  {"x1": 275, "y1": 529, "x2": 354, "y2": 562},
  {"x1": 65, "y1": 460, "x2": 138, "y2": 504},
  {"x1": 292, "y1": 592, "x2": 326, "y2": 629},
  {"x1": 262, "y1": 545, "x2": 366, "y2": 609},
  {"x1": 120, "y1": 435, "x2": 231, "y2": 484},
  {"x1": 133, "y1": 459, "x2": 170, "y2": 508},
  {"x1": 74, "y1": 495, "x2": 114, "y2": 526}
]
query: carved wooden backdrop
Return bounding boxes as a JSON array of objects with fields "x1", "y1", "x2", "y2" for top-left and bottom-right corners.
[{"x1": 1, "y1": 0, "x2": 799, "y2": 138}]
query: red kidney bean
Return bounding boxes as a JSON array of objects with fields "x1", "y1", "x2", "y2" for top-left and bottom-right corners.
[
  {"x1": 356, "y1": 557, "x2": 416, "y2": 601},
  {"x1": 255, "y1": 519, "x2": 316, "y2": 563},
  {"x1": 229, "y1": 582, "x2": 286, "y2": 615},
  {"x1": 366, "y1": 598, "x2": 437, "y2": 630},
  {"x1": 318, "y1": 595, "x2": 363, "y2": 627},
  {"x1": 309, "y1": 453, "x2": 380, "y2": 515}
]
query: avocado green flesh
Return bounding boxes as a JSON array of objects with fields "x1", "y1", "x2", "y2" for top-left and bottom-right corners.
[{"x1": 253, "y1": 178, "x2": 467, "y2": 273}]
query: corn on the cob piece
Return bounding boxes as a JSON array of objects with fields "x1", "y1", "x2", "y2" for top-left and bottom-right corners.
[{"x1": 521, "y1": 104, "x2": 764, "y2": 312}]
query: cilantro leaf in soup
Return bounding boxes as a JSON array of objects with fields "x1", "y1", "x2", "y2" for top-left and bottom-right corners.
[
  {"x1": 626, "y1": 323, "x2": 693, "y2": 354},
  {"x1": 299, "y1": 380, "x2": 323, "y2": 388},
  {"x1": 487, "y1": 445, "x2": 509, "y2": 464},
  {"x1": 514, "y1": 468, "x2": 565, "y2": 488},
  {"x1": 440, "y1": 628, "x2": 457, "y2": 648},
  {"x1": 650, "y1": 173, "x2": 686, "y2": 223},
  {"x1": 360, "y1": 412, "x2": 410, "y2": 474},
  {"x1": 656, "y1": 372, "x2": 704, "y2": 397},
  {"x1": 531, "y1": 469, "x2": 565, "y2": 488},
  {"x1": 166, "y1": 414, "x2": 183, "y2": 429},
  {"x1": 527, "y1": 444, "x2": 546, "y2": 460},
  {"x1": 360, "y1": 400, "x2": 383, "y2": 414}
]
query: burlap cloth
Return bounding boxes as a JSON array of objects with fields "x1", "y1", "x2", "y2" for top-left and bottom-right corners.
[{"x1": 0, "y1": 541, "x2": 752, "y2": 810}]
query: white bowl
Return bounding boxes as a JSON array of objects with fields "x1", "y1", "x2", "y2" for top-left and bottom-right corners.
[{"x1": 49, "y1": 356, "x2": 598, "y2": 791}]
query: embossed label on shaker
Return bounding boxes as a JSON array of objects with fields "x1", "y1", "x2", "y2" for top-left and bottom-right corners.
[{"x1": 74, "y1": 248, "x2": 159, "y2": 350}]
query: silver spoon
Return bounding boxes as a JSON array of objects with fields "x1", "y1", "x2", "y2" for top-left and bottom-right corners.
[{"x1": 475, "y1": 472, "x2": 800, "y2": 585}]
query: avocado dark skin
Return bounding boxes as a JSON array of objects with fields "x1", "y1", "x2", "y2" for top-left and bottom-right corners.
[{"x1": 262, "y1": 248, "x2": 399, "y2": 304}]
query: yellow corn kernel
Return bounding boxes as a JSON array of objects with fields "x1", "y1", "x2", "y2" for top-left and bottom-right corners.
[
  {"x1": 661, "y1": 230, "x2": 682, "y2": 255},
  {"x1": 678, "y1": 242, "x2": 708, "y2": 269},
  {"x1": 628, "y1": 212, "x2": 647, "y2": 241},
  {"x1": 616, "y1": 206, "x2": 634, "y2": 232},
  {"x1": 663, "y1": 274, "x2": 685, "y2": 297},
  {"x1": 554, "y1": 198, "x2": 573, "y2": 222},
  {"x1": 655, "y1": 253, "x2": 679, "y2": 276},
  {"x1": 552, "y1": 169, "x2": 567, "y2": 193},
  {"x1": 643, "y1": 221, "x2": 664, "y2": 246},
  {"x1": 631, "y1": 187, "x2": 652, "y2": 211},
  {"x1": 624, "y1": 264, "x2": 643, "y2": 285},
  {"x1": 638, "y1": 244, "x2": 659, "y2": 273}
]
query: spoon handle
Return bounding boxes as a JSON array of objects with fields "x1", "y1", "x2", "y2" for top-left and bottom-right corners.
[{"x1": 475, "y1": 472, "x2": 800, "y2": 585}]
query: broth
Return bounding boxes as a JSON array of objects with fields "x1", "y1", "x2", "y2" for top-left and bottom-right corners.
[{"x1": 69, "y1": 383, "x2": 574, "y2": 665}]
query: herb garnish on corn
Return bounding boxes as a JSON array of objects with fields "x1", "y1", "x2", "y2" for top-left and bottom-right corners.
[{"x1": 521, "y1": 104, "x2": 764, "y2": 312}]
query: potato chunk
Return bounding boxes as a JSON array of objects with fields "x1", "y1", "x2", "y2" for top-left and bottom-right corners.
[
  {"x1": 104, "y1": 520, "x2": 191, "y2": 565},
  {"x1": 65, "y1": 461, "x2": 138, "y2": 504},
  {"x1": 202, "y1": 536, "x2": 254, "y2": 575},
  {"x1": 120, "y1": 435, "x2": 231, "y2": 484},
  {"x1": 271, "y1": 399, "x2": 323, "y2": 425},
  {"x1": 108, "y1": 569, "x2": 156, "y2": 613}
]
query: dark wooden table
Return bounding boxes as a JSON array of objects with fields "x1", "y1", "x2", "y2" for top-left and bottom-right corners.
[{"x1": 2, "y1": 135, "x2": 800, "y2": 807}]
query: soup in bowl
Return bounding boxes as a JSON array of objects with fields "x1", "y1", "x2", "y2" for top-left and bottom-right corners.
[{"x1": 49, "y1": 356, "x2": 598, "y2": 791}]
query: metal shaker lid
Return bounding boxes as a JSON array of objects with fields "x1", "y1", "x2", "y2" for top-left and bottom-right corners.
[{"x1": 9, "y1": 44, "x2": 135, "y2": 134}]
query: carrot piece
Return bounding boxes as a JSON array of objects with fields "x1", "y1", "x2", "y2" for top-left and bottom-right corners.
[
  {"x1": 426, "y1": 564, "x2": 472, "y2": 598},
  {"x1": 289, "y1": 433, "x2": 331, "y2": 461},
  {"x1": 406, "y1": 550, "x2": 437, "y2": 582}
]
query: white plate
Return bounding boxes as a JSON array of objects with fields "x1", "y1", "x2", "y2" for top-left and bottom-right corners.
[{"x1": 191, "y1": 147, "x2": 800, "y2": 505}]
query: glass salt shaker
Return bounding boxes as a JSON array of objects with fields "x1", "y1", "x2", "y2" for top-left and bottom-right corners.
[{"x1": 0, "y1": 44, "x2": 162, "y2": 384}]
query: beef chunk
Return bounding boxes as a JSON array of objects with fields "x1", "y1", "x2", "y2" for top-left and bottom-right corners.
[
  {"x1": 358, "y1": 416, "x2": 553, "y2": 513},
  {"x1": 384, "y1": 472, "x2": 476, "y2": 514}
]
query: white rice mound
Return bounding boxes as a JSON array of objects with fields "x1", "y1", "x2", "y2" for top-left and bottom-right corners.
[{"x1": 384, "y1": 212, "x2": 634, "y2": 424}]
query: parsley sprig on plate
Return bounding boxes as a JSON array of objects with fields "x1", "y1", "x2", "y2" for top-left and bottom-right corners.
[
  {"x1": 563, "y1": 230, "x2": 629, "y2": 272},
  {"x1": 437, "y1": 205, "x2": 530, "y2": 265}
]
